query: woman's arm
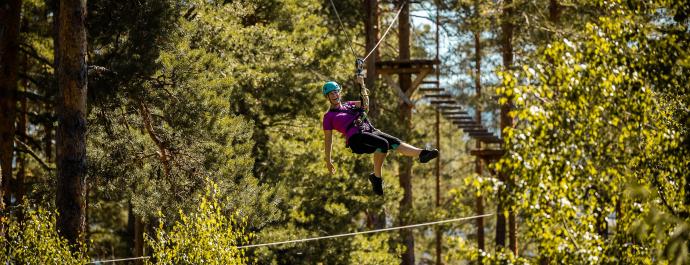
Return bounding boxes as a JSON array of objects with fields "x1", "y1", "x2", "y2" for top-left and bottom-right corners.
[{"x1": 324, "y1": 129, "x2": 335, "y2": 174}]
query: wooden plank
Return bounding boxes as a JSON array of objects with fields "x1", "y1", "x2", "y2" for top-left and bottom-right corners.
[
  {"x1": 448, "y1": 116, "x2": 474, "y2": 121},
  {"x1": 441, "y1": 110, "x2": 466, "y2": 114},
  {"x1": 430, "y1": 99, "x2": 457, "y2": 104},
  {"x1": 437, "y1": 105, "x2": 463, "y2": 110},
  {"x1": 473, "y1": 137, "x2": 503, "y2": 144},
  {"x1": 470, "y1": 149, "x2": 506, "y2": 157},
  {"x1": 423, "y1": 94, "x2": 452, "y2": 98},
  {"x1": 456, "y1": 124, "x2": 484, "y2": 129},
  {"x1": 376, "y1": 59, "x2": 440, "y2": 68},
  {"x1": 419, "y1": 87, "x2": 444, "y2": 92}
]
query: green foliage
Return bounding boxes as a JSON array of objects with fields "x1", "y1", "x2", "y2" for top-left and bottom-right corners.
[
  {"x1": 0, "y1": 207, "x2": 88, "y2": 264},
  {"x1": 497, "y1": 0, "x2": 690, "y2": 263},
  {"x1": 146, "y1": 183, "x2": 252, "y2": 264},
  {"x1": 349, "y1": 234, "x2": 404, "y2": 264}
]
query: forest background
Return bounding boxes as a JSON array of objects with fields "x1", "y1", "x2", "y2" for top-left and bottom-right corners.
[{"x1": 0, "y1": 0, "x2": 688, "y2": 264}]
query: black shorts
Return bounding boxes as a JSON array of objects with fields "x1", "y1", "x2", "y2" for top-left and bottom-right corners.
[{"x1": 348, "y1": 130, "x2": 402, "y2": 154}]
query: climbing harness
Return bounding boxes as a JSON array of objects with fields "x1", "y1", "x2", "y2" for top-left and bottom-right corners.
[{"x1": 328, "y1": 104, "x2": 374, "y2": 138}]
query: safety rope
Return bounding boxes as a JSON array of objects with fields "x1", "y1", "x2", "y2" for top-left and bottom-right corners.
[
  {"x1": 363, "y1": 0, "x2": 407, "y2": 62},
  {"x1": 327, "y1": 0, "x2": 358, "y2": 58},
  {"x1": 87, "y1": 256, "x2": 150, "y2": 264},
  {"x1": 237, "y1": 213, "x2": 493, "y2": 249},
  {"x1": 327, "y1": 0, "x2": 407, "y2": 63},
  {"x1": 86, "y1": 213, "x2": 493, "y2": 264}
]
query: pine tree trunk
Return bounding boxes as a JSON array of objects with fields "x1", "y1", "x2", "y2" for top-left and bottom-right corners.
[
  {"x1": 134, "y1": 215, "x2": 145, "y2": 265},
  {"x1": 473, "y1": 22, "x2": 486, "y2": 262},
  {"x1": 0, "y1": 0, "x2": 22, "y2": 213},
  {"x1": 56, "y1": 0, "x2": 88, "y2": 247},
  {"x1": 16, "y1": 51, "x2": 30, "y2": 218},
  {"x1": 499, "y1": 0, "x2": 517, "y2": 255},
  {"x1": 364, "y1": 0, "x2": 379, "y2": 119},
  {"x1": 397, "y1": 1, "x2": 415, "y2": 264}
]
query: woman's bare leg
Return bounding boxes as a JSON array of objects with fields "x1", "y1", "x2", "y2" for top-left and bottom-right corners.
[
  {"x1": 373, "y1": 152, "x2": 386, "y2": 177},
  {"x1": 396, "y1": 142, "x2": 423, "y2": 157}
]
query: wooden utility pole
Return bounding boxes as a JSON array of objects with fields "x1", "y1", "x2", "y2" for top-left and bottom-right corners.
[
  {"x1": 0, "y1": 0, "x2": 22, "y2": 213},
  {"x1": 56, "y1": 0, "x2": 88, "y2": 246},
  {"x1": 499, "y1": 0, "x2": 517, "y2": 256},
  {"x1": 397, "y1": 1, "x2": 415, "y2": 264}
]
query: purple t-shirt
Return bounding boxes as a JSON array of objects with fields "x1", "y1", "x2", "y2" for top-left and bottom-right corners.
[{"x1": 323, "y1": 102, "x2": 361, "y2": 142}]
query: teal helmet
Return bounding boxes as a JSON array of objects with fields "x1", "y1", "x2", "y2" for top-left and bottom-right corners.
[{"x1": 322, "y1": 81, "x2": 341, "y2": 96}]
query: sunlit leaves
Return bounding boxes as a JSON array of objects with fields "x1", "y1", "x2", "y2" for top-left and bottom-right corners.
[{"x1": 496, "y1": 0, "x2": 690, "y2": 263}]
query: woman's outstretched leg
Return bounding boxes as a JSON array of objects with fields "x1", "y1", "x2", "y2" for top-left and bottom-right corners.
[
  {"x1": 396, "y1": 142, "x2": 439, "y2": 163},
  {"x1": 396, "y1": 142, "x2": 423, "y2": 157}
]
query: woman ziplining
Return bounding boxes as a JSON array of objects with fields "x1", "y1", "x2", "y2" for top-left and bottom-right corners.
[
  {"x1": 321, "y1": 1, "x2": 428, "y2": 196},
  {"x1": 322, "y1": 69, "x2": 439, "y2": 196}
]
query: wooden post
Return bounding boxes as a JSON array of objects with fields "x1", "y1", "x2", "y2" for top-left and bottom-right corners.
[
  {"x1": 435, "y1": 109, "x2": 442, "y2": 265},
  {"x1": 434, "y1": 5, "x2": 443, "y2": 264},
  {"x1": 397, "y1": 1, "x2": 415, "y2": 264}
]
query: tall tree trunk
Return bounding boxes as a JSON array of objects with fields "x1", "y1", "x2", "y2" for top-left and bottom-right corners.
[
  {"x1": 16, "y1": 48, "x2": 30, "y2": 218},
  {"x1": 473, "y1": 21, "x2": 486, "y2": 262},
  {"x1": 56, "y1": 0, "x2": 88, "y2": 247},
  {"x1": 500, "y1": 0, "x2": 517, "y2": 256},
  {"x1": 364, "y1": 0, "x2": 379, "y2": 119},
  {"x1": 434, "y1": 5, "x2": 443, "y2": 265},
  {"x1": 363, "y1": 0, "x2": 386, "y2": 231},
  {"x1": 397, "y1": 1, "x2": 415, "y2": 264},
  {"x1": 134, "y1": 215, "x2": 145, "y2": 265},
  {"x1": 0, "y1": 0, "x2": 22, "y2": 213},
  {"x1": 435, "y1": 109, "x2": 442, "y2": 265},
  {"x1": 48, "y1": 0, "x2": 59, "y2": 163},
  {"x1": 548, "y1": 0, "x2": 561, "y2": 25}
]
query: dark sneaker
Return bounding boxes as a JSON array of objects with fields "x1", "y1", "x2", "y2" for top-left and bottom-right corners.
[
  {"x1": 368, "y1": 173, "x2": 384, "y2": 196},
  {"x1": 419, "y1": 149, "x2": 439, "y2": 163}
]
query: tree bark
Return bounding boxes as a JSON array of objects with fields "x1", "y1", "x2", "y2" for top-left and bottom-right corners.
[
  {"x1": 434, "y1": 5, "x2": 442, "y2": 264},
  {"x1": 473, "y1": 20, "x2": 485, "y2": 262},
  {"x1": 16, "y1": 47, "x2": 30, "y2": 218},
  {"x1": 0, "y1": 0, "x2": 22, "y2": 213},
  {"x1": 139, "y1": 103, "x2": 171, "y2": 177},
  {"x1": 56, "y1": 0, "x2": 88, "y2": 247},
  {"x1": 364, "y1": 0, "x2": 379, "y2": 119},
  {"x1": 397, "y1": 1, "x2": 415, "y2": 264},
  {"x1": 500, "y1": 0, "x2": 517, "y2": 256},
  {"x1": 548, "y1": 0, "x2": 561, "y2": 25},
  {"x1": 134, "y1": 215, "x2": 145, "y2": 265}
]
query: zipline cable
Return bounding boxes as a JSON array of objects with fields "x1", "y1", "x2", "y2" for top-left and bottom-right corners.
[
  {"x1": 237, "y1": 213, "x2": 493, "y2": 249},
  {"x1": 87, "y1": 256, "x2": 151, "y2": 264},
  {"x1": 363, "y1": 0, "x2": 407, "y2": 62},
  {"x1": 86, "y1": 213, "x2": 493, "y2": 264},
  {"x1": 327, "y1": 0, "x2": 358, "y2": 58},
  {"x1": 327, "y1": 0, "x2": 407, "y2": 63}
]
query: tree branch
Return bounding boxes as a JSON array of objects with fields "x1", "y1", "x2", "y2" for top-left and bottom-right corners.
[
  {"x1": 138, "y1": 102, "x2": 172, "y2": 177},
  {"x1": 14, "y1": 136, "x2": 53, "y2": 171},
  {"x1": 19, "y1": 43, "x2": 53, "y2": 67}
]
